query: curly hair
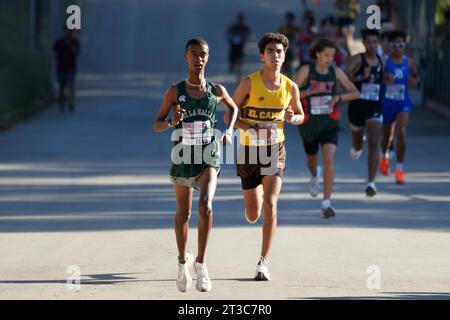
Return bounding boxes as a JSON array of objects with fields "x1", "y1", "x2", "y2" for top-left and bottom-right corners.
[
  {"x1": 258, "y1": 32, "x2": 289, "y2": 54},
  {"x1": 308, "y1": 38, "x2": 337, "y2": 60}
]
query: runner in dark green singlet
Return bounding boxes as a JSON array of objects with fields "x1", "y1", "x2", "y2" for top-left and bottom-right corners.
[
  {"x1": 153, "y1": 38, "x2": 237, "y2": 293},
  {"x1": 296, "y1": 38, "x2": 359, "y2": 219}
]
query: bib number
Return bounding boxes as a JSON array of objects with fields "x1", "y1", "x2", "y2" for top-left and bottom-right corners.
[
  {"x1": 182, "y1": 121, "x2": 212, "y2": 146},
  {"x1": 250, "y1": 124, "x2": 279, "y2": 146},
  {"x1": 361, "y1": 83, "x2": 380, "y2": 101},
  {"x1": 385, "y1": 84, "x2": 406, "y2": 101},
  {"x1": 310, "y1": 95, "x2": 333, "y2": 115}
]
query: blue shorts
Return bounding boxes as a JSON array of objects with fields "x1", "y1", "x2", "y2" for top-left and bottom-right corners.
[
  {"x1": 58, "y1": 72, "x2": 76, "y2": 87},
  {"x1": 382, "y1": 101, "x2": 412, "y2": 125}
]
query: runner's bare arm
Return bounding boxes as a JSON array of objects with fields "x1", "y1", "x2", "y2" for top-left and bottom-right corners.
[
  {"x1": 286, "y1": 83, "x2": 305, "y2": 125},
  {"x1": 408, "y1": 57, "x2": 420, "y2": 87},
  {"x1": 215, "y1": 84, "x2": 238, "y2": 132},
  {"x1": 336, "y1": 67, "x2": 360, "y2": 102},
  {"x1": 345, "y1": 54, "x2": 362, "y2": 83},
  {"x1": 227, "y1": 77, "x2": 253, "y2": 130},
  {"x1": 295, "y1": 65, "x2": 310, "y2": 97},
  {"x1": 153, "y1": 85, "x2": 183, "y2": 132}
]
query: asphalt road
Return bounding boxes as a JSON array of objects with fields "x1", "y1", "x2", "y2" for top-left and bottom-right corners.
[{"x1": 1, "y1": 0, "x2": 449, "y2": 300}]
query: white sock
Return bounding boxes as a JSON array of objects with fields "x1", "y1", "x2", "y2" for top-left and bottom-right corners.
[
  {"x1": 367, "y1": 181, "x2": 376, "y2": 188},
  {"x1": 396, "y1": 163, "x2": 404, "y2": 171},
  {"x1": 322, "y1": 199, "x2": 331, "y2": 209},
  {"x1": 312, "y1": 166, "x2": 320, "y2": 178}
]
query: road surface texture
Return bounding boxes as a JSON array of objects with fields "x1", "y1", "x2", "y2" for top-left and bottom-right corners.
[{"x1": 1, "y1": 0, "x2": 449, "y2": 300}]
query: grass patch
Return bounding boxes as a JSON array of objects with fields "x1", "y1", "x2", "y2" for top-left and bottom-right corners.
[{"x1": 0, "y1": 0, "x2": 52, "y2": 131}]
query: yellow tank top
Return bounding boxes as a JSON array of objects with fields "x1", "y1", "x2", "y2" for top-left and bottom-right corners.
[{"x1": 240, "y1": 71, "x2": 293, "y2": 146}]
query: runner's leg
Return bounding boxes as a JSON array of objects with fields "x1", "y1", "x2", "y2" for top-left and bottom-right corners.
[
  {"x1": 381, "y1": 123, "x2": 395, "y2": 155},
  {"x1": 243, "y1": 185, "x2": 263, "y2": 223},
  {"x1": 366, "y1": 119, "x2": 382, "y2": 182},
  {"x1": 196, "y1": 168, "x2": 218, "y2": 263},
  {"x1": 395, "y1": 112, "x2": 409, "y2": 164},
  {"x1": 322, "y1": 143, "x2": 337, "y2": 201},
  {"x1": 260, "y1": 175, "x2": 282, "y2": 257},
  {"x1": 351, "y1": 128, "x2": 364, "y2": 152},
  {"x1": 173, "y1": 183, "x2": 193, "y2": 260}
]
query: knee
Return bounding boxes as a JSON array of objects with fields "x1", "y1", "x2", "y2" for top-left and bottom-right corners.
[
  {"x1": 198, "y1": 196, "x2": 213, "y2": 218},
  {"x1": 176, "y1": 210, "x2": 191, "y2": 223},
  {"x1": 322, "y1": 155, "x2": 334, "y2": 168},
  {"x1": 368, "y1": 139, "x2": 379, "y2": 151},
  {"x1": 263, "y1": 198, "x2": 277, "y2": 218},
  {"x1": 245, "y1": 209, "x2": 260, "y2": 224},
  {"x1": 396, "y1": 129, "x2": 407, "y2": 141},
  {"x1": 307, "y1": 156, "x2": 317, "y2": 164}
]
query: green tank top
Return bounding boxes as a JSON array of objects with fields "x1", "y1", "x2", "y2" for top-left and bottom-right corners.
[
  {"x1": 299, "y1": 64, "x2": 340, "y2": 142},
  {"x1": 170, "y1": 80, "x2": 221, "y2": 178}
]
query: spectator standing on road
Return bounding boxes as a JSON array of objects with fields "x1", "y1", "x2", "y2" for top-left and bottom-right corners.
[
  {"x1": 226, "y1": 12, "x2": 251, "y2": 85},
  {"x1": 297, "y1": 10, "x2": 317, "y2": 68},
  {"x1": 278, "y1": 11, "x2": 300, "y2": 79},
  {"x1": 377, "y1": 0, "x2": 399, "y2": 27},
  {"x1": 53, "y1": 26, "x2": 80, "y2": 113},
  {"x1": 335, "y1": 0, "x2": 360, "y2": 56}
]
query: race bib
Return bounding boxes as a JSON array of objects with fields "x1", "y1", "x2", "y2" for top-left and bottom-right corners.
[
  {"x1": 310, "y1": 95, "x2": 333, "y2": 115},
  {"x1": 249, "y1": 124, "x2": 279, "y2": 147},
  {"x1": 385, "y1": 84, "x2": 406, "y2": 101},
  {"x1": 182, "y1": 121, "x2": 212, "y2": 146},
  {"x1": 361, "y1": 83, "x2": 381, "y2": 101}
]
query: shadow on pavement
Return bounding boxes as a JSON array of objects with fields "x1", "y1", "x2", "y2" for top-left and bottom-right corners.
[{"x1": 297, "y1": 292, "x2": 450, "y2": 300}]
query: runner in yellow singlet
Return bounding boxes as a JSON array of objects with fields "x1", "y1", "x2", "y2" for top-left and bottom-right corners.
[{"x1": 225, "y1": 32, "x2": 304, "y2": 281}]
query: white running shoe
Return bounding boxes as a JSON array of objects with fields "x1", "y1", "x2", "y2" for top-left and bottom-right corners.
[
  {"x1": 350, "y1": 147, "x2": 363, "y2": 160},
  {"x1": 176, "y1": 252, "x2": 194, "y2": 292},
  {"x1": 321, "y1": 200, "x2": 336, "y2": 219},
  {"x1": 254, "y1": 256, "x2": 271, "y2": 281},
  {"x1": 309, "y1": 166, "x2": 321, "y2": 198},
  {"x1": 194, "y1": 262, "x2": 212, "y2": 292}
]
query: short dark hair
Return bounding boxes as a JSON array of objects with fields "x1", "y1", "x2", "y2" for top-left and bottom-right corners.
[
  {"x1": 388, "y1": 30, "x2": 407, "y2": 42},
  {"x1": 258, "y1": 32, "x2": 289, "y2": 54},
  {"x1": 286, "y1": 11, "x2": 295, "y2": 20},
  {"x1": 361, "y1": 28, "x2": 380, "y2": 40},
  {"x1": 381, "y1": 31, "x2": 391, "y2": 41},
  {"x1": 185, "y1": 37, "x2": 209, "y2": 52},
  {"x1": 309, "y1": 38, "x2": 337, "y2": 59}
]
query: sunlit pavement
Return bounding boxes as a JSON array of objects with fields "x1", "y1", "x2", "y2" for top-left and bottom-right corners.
[{"x1": 1, "y1": 0, "x2": 449, "y2": 299}]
